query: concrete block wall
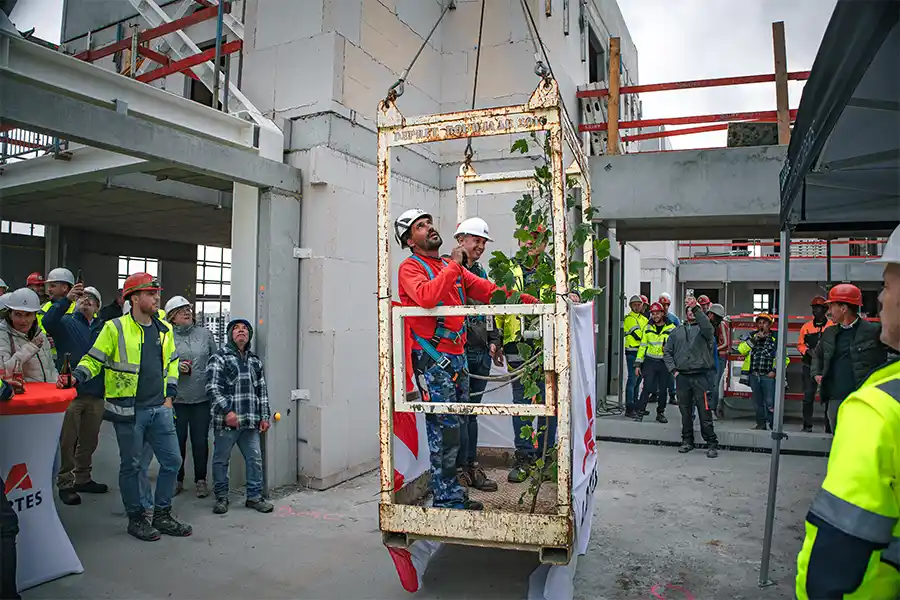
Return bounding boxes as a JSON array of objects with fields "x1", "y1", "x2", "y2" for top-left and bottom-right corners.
[{"x1": 0, "y1": 233, "x2": 44, "y2": 289}]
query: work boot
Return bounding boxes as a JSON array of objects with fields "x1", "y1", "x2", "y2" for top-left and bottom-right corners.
[
  {"x1": 678, "y1": 442, "x2": 694, "y2": 453},
  {"x1": 632, "y1": 414, "x2": 643, "y2": 422},
  {"x1": 73, "y1": 480, "x2": 108, "y2": 494},
  {"x1": 706, "y1": 444, "x2": 719, "y2": 459},
  {"x1": 507, "y1": 452, "x2": 532, "y2": 483},
  {"x1": 463, "y1": 498, "x2": 484, "y2": 510},
  {"x1": 655, "y1": 413, "x2": 668, "y2": 424},
  {"x1": 642, "y1": 410, "x2": 650, "y2": 416},
  {"x1": 151, "y1": 507, "x2": 192, "y2": 537},
  {"x1": 752, "y1": 423, "x2": 766, "y2": 431},
  {"x1": 127, "y1": 513, "x2": 161, "y2": 542},
  {"x1": 196, "y1": 480, "x2": 209, "y2": 498},
  {"x1": 801, "y1": 425, "x2": 813, "y2": 433},
  {"x1": 465, "y1": 466, "x2": 498, "y2": 492},
  {"x1": 246, "y1": 498, "x2": 274, "y2": 513},
  {"x1": 174, "y1": 481, "x2": 184, "y2": 496},
  {"x1": 624, "y1": 410, "x2": 636, "y2": 419},
  {"x1": 58, "y1": 488, "x2": 81, "y2": 506},
  {"x1": 213, "y1": 497, "x2": 229, "y2": 514}
]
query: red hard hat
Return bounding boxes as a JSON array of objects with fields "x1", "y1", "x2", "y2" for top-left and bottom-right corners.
[
  {"x1": 649, "y1": 302, "x2": 664, "y2": 313},
  {"x1": 26, "y1": 272, "x2": 45, "y2": 286},
  {"x1": 639, "y1": 295, "x2": 649, "y2": 305},
  {"x1": 123, "y1": 272, "x2": 162, "y2": 298},
  {"x1": 825, "y1": 284, "x2": 863, "y2": 307},
  {"x1": 698, "y1": 295, "x2": 711, "y2": 305},
  {"x1": 810, "y1": 295, "x2": 827, "y2": 306}
]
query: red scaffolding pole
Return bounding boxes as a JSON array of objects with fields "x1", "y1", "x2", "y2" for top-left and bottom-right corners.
[
  {"x1": 74, "y1": 4, "x2": 229, "y2": 63},
  {"x1": 136, "y1": 40, "x2": 242, "y2": 83},
  {"x1": 576, "y1": 70, "x2": 811, "y2": 98}
]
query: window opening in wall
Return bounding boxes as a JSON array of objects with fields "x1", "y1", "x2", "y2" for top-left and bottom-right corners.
[
  {"x1": 640, "y1": 281, "x2": 651, "y2": 302},
  {"x1": 587, "y1": 28, "x2": 606, "y2": 84},
  {"x1": 1, "y1": 220, "x2": 45, "y2": 237},
  {"x1": 861, "y1": 289, "x2": 880, "y2": 317},
  {"x1": 118, "y1": 256, "x2": 159, "y2": 288},
  {"x1": 752, "y1": 289, "x2": 777, "y2": 314},
  {"x1": 196, "y1": 245, "x2": 231, "y2": 346},
  {"x1": 187, "y1": 41, "x2": 227, "y2": 109}
]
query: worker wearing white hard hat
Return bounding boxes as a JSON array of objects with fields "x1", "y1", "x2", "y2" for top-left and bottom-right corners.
[
  {"x1": 41, "y1": 280, "x2": 108, "y2": 504},
  {"x1": 796, "y1": 224, "x2": 900, "y2": 598},
  {"x1": 38, "y1": 267, "x2": 78, "y2": 358},
  {"x1": 0, "y1": 287, "x2": 58, "y2": 384},
  {"x1": 164, "y1": 294, "x2": 217, "y2": 498},
  {"x1": 394, "y1": 208, "x2": 433, "y2": 248},
  {"x1": 0, "y1": 277, "x2": 7, "y2": 295},
  {"x1": 452, "y1": 217, "x2": 501, "y2": 492}
]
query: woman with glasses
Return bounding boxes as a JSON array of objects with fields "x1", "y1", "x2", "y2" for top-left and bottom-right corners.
[{"x1": 164, "y1": 296, "x2": 218, "y2": 498}]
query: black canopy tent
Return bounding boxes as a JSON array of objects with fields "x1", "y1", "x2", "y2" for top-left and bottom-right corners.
[{"x1": 759, "y1": 0, "x2": 900, "y2": 586}]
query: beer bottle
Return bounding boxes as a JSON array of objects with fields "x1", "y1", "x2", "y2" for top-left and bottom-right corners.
[
  {"x1": 61, "y1": 352, "x2": 72, "y2": 388},
  {"x1": 12, "y1": 359, "x2": 25, "y2": 393}
]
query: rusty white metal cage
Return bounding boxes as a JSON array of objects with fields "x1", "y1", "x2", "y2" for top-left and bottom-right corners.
[{"x1": 376, "y1": 78, "x2": 593, "y2": 564}]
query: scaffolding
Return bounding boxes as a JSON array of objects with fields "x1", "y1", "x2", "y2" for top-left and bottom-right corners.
[{"x1": 376, "y1": 77, "x2": 593, "y2": 564}]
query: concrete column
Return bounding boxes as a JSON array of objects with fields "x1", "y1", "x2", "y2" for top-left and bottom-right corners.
[
  {"x1": 44, "y1": 224, "x2": 60, "y2": 273},
  {"x1": 255, "y1": 187, "x2": 301, "y2": 492}
]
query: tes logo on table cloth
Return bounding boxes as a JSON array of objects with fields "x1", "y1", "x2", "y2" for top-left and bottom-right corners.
[{"x1": 4, "y1": 463, "x2": 43, "y2": 512}]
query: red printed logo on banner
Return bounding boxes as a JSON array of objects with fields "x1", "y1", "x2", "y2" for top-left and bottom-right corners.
[
  {"x1": 4, "y1": 463, "x2": 32, "y2": 494},
  {"x1": 582, "y1": 395, "x2": 596, "y2": 474}
]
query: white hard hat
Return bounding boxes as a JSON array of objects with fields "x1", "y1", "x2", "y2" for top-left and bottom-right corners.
[
  {"x1": 165, "y1": 295, "x2": 191, "y2": 316},
  {"x1": 0, "y1": 292, "x2": 10, "y2": 310},
  {"x1": 5, "y1": 288, "x2": 41, "y2": 312},
  {"x1": 454, "y1": 217, "x2": 493, "y2": 242},
  {"x1": 394, "y1": 208, "x2": 432, "y2": 246},
  {"x1": 0, "y1": 277, "x2": 7, "y2": 290},
  {"x1": 659, "y1": 292, "x2": 672, "y2": 302},
  {"x1": 628, "y1": 294, "x2": 642, "y2": 304},
  {"x1": 83, "y1": 286, "x2": 102, "y2": 306},
  {"x1": 46, "y1": 267, "x2": 75, "y2": 285},
  {"x1": 869, "y1": 225, "x2": 900, "y2": 266}
]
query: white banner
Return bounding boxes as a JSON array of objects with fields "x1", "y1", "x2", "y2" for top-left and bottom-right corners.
[
  {"x1": 0, "y1": 412, "x2": 84, "y2": 591},
  {"x1": 388, "y1": 303, "x2": 598, "y2": 599}
]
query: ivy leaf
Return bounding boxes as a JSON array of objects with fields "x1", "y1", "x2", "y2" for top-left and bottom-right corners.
[
  {"x1": 584, "y1": 206, "x2": 599, "y2": 221},
  {"x1": 569, "y1": 260, "x2": 587, "y2": 272},
  {"x1": 566, "y1": 175, "x2": 579, "y2": 189},
  {"x1": 491, "y1": 289, "x2": 508, "y2": 304},
  {"x1": 566, "y1": 194, "x2": 577, "y2": 210},
  {"x1": 511, "y1": 138, "x2": 529, "y2": 154},
  {"x1": 519, "y1": 424, "x2": 534, "y2": 440},
  {"x1": 514, "y1": 229, "x2": 534, "y2": 244},
  {"x1": 507, "y1": 290, "x2": 522, "y2": 305},
  {"x1": 593, "y1": 237, "x2": 611, "y2": 260},
  {"x1": 516, "y1": 342, "x2": 533, "y2": 361},
  {"x1": 523, "y1": 382, "x2": 540, "y2": 399},
  {"x1": 534, "y1": 165, "x2": 551, "y2": 183}
]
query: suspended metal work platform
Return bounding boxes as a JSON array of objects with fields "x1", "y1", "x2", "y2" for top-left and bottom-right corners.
[{"x1": 376, "y1": 77, "x2": 593, "y2": 564}]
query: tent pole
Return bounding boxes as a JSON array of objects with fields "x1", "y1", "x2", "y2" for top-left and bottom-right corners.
[{"x1": 759, "y1": 226, "x2": 792, "y2": 587}]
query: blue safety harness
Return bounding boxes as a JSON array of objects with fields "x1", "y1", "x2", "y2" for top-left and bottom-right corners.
[{"x1": 406, "y1": 254, "x2": 466, "y2": 377}]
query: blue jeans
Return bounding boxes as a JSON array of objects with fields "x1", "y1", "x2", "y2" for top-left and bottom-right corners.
[
  {"x1": 749, "y1": 373, "x2": 776, "y2": 427},
  {"x1": 112, "y1": 405, "x2": 182, "y2": 516},
  {"x1": 212, "y1": 428, "x2": 264, "y2": 501},
  {"x1": 412, "y1": 350, "x2": 468, "y2": 509},
  {"x1": 139, "y1": 442, "x2": 154, "y2": 510},
  {"x1": 509, "y1": 358, "x2": 556, "y2": 458},
  {"x1": 707, "y1": 359, "x2": 728, "y2": 413},
  {"x1": 624, "y1": 351, "x2": 642, "y2": 411},
  {"x1": 458, "y1": 349, "x2": 491, "y2": 468}
]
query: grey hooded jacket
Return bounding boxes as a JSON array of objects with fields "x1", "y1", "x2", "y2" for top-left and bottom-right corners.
[
  {"x1": 172, "y1": 323, "x2": 218, "y2": 404},
  {"x1": 663, "y1": 307, "x2": 715, "y2": 375}
]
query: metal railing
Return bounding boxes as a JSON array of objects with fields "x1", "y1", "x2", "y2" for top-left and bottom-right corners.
[
  {"x1": 0, "y1": 127, "x2": 68, "y2": 163},
  {"x1": 678, "y1": 239, "x2": 885, "y2": 261}
]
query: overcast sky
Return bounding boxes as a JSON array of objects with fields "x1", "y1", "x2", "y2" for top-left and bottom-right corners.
[
  {"x1": 618, "y1": 0, "x2": 837, "y2": 149},
  {"x1": 10, "y1": 0, "x2": 836, "y2": 150}
]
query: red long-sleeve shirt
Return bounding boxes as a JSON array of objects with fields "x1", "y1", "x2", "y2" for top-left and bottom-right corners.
[{"x1": 398, "y1": 253, "x2": 536, "y2": 355}]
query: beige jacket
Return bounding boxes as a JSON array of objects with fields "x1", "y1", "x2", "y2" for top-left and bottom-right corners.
[{"x1": 0, "y1": 319, "x2": 58, "y2": 382}]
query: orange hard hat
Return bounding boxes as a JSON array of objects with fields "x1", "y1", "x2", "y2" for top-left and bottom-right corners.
[
  {"x1": 698, "y1": 295, "x2": 711, "y2": 305},
  {"x1": 825, "y1": 284, "x2": 862, "y2": 307},
  {"x1": 122, "y1": 272, "x2": 162, "y2": 299},
  {"x1": 810, "y1": 295, "x2": 827, "y2": 306},
  {"x1": 26, "y1": 272, "x2": 45, "y2": 286},
  {"x1": 755, "y1": 313, "x2": 774, "y2": 323}
]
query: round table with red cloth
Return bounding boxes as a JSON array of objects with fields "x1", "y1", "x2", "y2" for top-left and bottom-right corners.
[{"x1": 0, "y1": 383, "x2": 83, "y2": 592}]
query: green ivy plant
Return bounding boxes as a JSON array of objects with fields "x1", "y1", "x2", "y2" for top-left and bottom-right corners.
[{"x1": 487, "y1": 133, "x2": 610, "y2": 513}]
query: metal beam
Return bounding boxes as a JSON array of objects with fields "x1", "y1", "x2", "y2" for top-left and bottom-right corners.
[
  {"x1": 0, "y1": 145, "x2": 155, "y2": 195},
  {"x1": 0, "y1": 77, "x2": 302, "y2": 192},
  {"x1": 107, "y1": 172, "x2": 233, "y2": 207},
  {"x1": 0, "y1": 30, "x2": 256, "y2": 148}
]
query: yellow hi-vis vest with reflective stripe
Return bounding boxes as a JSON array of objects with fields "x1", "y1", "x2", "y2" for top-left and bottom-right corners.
[
  {"x1": 636, "y1": 321, "x2": 675, "y2": 364},
  {"x1": 623, "y1": 311, "x2": 648, "y2": 351},
  {"x1": 796, "y1": 358, "x2": 900, "y2": 600},
  {"x1": 75, "y1": 312, "x2": 179, "y2": 422}
]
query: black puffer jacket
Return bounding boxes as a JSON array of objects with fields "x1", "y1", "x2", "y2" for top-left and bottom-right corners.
[{"x1": 811, "y1": 319, "x2": 891, "y2": 400}]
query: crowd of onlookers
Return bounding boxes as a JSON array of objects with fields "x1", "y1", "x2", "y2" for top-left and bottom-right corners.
[
  {"x1": 1, "y1": 268, "x2": 276, "y2": 562},
  {"x1": 623, "y1": 284, "x2": 894, "y2": 438}
]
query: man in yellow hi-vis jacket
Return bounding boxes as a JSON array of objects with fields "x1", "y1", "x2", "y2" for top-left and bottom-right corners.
[
  {"x1": 796, "y1": 224, "x2": 900, "y2": 599},
  {"x1": 62, "y1": 272, "x2": 191, "y2": 543}
]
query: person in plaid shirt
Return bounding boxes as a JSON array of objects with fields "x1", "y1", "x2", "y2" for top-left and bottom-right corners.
[{"x1": 206, "y1": 318, "x2": 273, "y2": 515}]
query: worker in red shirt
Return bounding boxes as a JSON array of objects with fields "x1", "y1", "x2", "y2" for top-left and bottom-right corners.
[{"x1": 395, "y1": 209, "x2": 537, "y2": 511}]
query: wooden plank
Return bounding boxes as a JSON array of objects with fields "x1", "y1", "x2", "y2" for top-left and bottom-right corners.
[
  {"x1": 772, "y1": 21, "x2": 791, "y2": 144},
  {"x1": 576, "y1": 71, "x2": 811, "y2": 98},
  {"x1": 607, "y1": 37, "x2": 621, "y2": 155},
  {"x1": 579, "y1": 108, "x2": 799, "y2": 132}
]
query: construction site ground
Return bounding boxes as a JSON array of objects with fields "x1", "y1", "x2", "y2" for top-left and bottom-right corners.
[{"x1": 25, "y1": 423, "x2": 825, "y2": 600}]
